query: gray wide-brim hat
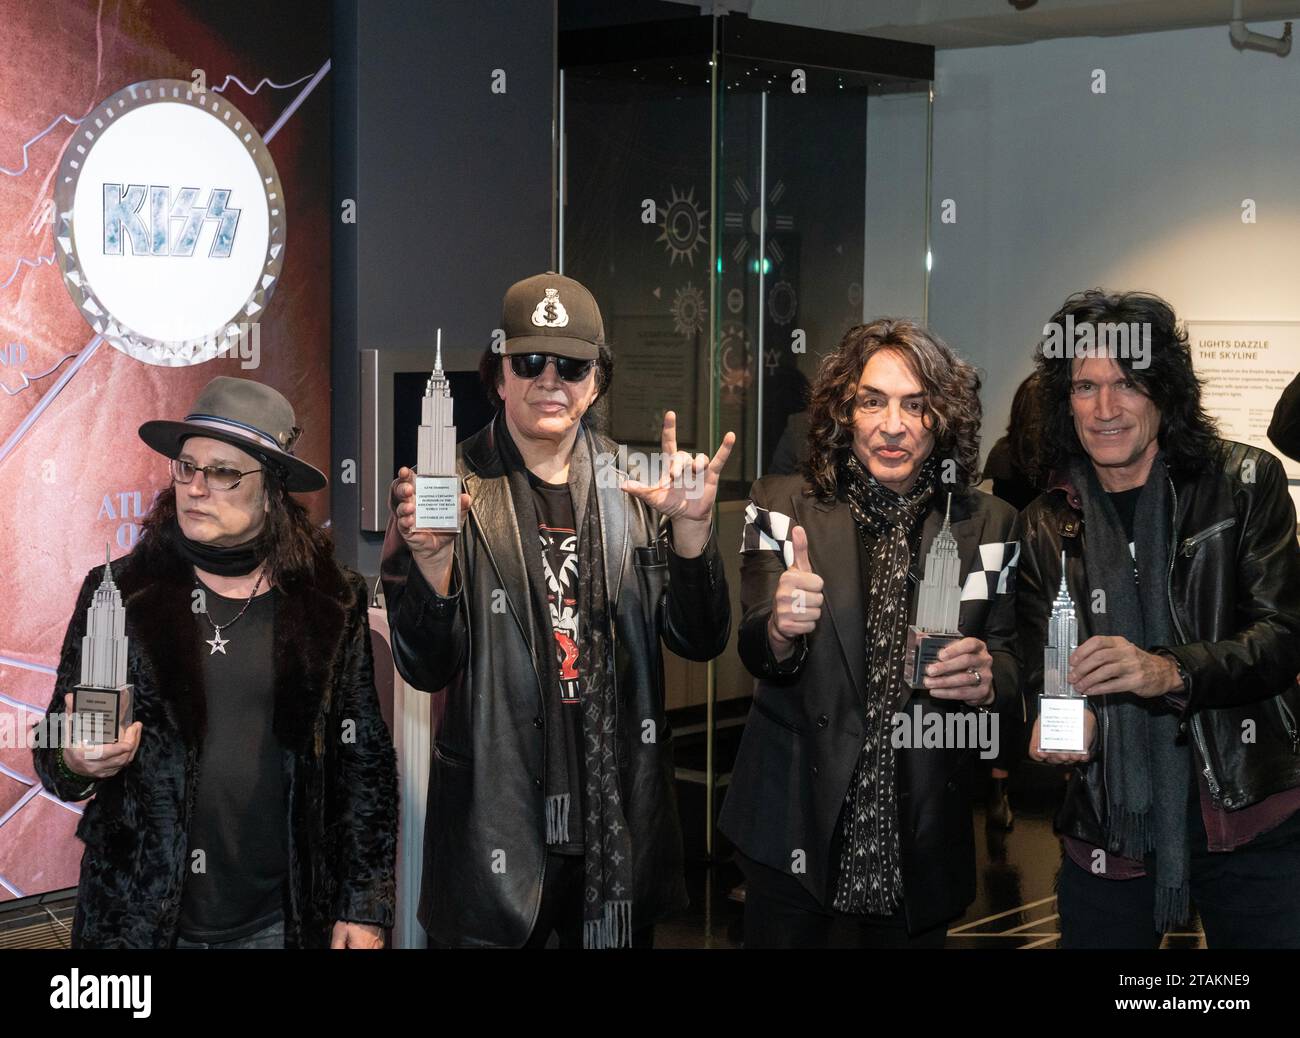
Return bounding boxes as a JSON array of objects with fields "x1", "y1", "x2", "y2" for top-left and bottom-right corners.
[{"x1": 138, "y1": 376, "x2": 327, "y2": 492}]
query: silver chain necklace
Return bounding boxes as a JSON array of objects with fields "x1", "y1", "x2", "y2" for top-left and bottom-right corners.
[{"x1": 196, "y1": 570, "x2": 265, "y2": 655}]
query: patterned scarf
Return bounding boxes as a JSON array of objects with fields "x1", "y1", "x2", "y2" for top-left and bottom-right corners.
[
  {"x1": 575, "y1": 486, "x2": 635, "y2": 948},
  {"x1": 832, "y1": 452, "x2": 938, "y2": 914},
  {"x1": 497, "y1": 419, "x2": 634, "y2": 947}
]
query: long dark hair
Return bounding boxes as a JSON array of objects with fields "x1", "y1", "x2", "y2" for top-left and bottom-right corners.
[
  {"x1": 1005, "y1": 372, "x2": 1043, "y2": 477},
  {"x1": 139, "y1": 462, "x2": 332, "y2": 588},
  {"x1": 804, "y1": 318, "x2": 983, "y2": 502},
  {"x1": 1031, "y1": 289, "x2": 1220, "y2": 482}
]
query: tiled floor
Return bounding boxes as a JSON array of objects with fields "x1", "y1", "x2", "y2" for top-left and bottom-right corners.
[
  {"x1": 657, "y1": 763, "x2": 1208, "y2": 950},
  {"x1": 0, "y1": 761, "x2": 1208, "y2": 949}
]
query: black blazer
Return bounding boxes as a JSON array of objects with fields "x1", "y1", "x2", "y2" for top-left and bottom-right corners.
[{"x1": 719, "y1": 474, "x2": 1021, "y2": 934}]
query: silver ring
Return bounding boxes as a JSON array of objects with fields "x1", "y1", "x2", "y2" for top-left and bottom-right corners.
[{"x1": 969, "y1": 668, "x2": 981, "y2": 685}]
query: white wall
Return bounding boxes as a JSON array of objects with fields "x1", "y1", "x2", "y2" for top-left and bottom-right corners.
[
  {"x1": 864, "y1": 89, "x2": 931, "y2": 324},
  {"x1": 927, "y1": 21, "x2": 1300, "y2": 452}
]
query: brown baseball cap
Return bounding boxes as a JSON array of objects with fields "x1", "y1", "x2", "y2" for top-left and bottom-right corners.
[{"x1": 501, "y1": 272, "x2": 605, "y2": 361}]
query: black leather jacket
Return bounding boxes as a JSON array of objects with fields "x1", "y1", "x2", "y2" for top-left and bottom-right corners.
[
  {"x1": 1017, "y1": 441, "x2": 1300, "y2": 845},
  {"x1": 380, "y1": 419, "x2": 731, "y2": 947}
]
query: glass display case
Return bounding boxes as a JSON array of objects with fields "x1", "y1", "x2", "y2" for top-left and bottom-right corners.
[{"x1": 559, "y1": 13, "x2": 934, "y2": 856}]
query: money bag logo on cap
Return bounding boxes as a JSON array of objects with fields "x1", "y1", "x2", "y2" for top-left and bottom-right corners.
[{"x1": 531, "y1": 288, "x2": 570, "y2": 329}]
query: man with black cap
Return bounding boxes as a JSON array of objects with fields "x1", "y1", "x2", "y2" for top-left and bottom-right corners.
[
  {"x1": 34, "y1": 377, "x2": 398, "y2": 949},
  {"x1": 381, "y1": 271, "x2": 735, "y2": 948}
]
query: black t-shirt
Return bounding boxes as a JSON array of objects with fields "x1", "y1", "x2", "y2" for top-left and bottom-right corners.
[
  {"x1": 528, "y1": 471, "x2": 586, "y2": 855},
  {"x1": 178, "y1": 585, "x2": 288, "y2": 943},
  {"x1": 1106, "y1": 486, "x2": 1142, "y2": 556},
  {"x1": 530, "y1": 476, "x2": 582, "y2": 704}
]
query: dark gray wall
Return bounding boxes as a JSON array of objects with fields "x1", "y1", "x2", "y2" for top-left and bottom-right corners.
[{"x1": 332, "y1": 0, "x2": 556, "y2": 578}]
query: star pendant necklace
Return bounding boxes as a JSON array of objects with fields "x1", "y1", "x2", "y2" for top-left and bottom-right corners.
[{"x1": 197, "y1": 569, "x2": 265, "y2": 655}]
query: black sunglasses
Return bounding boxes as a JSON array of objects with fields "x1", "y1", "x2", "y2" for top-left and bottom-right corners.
[{"x1": 508, "y1": 352, "x2": 595, "y2": 383}]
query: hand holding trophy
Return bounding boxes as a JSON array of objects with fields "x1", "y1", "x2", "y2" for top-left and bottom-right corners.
[
  {"x1": 394, "y1": 329, "x2": 472, "y2": 593},
  {"x1": 63, "y1": 546, "x2": 142, "y2": 780},
  {"x1": 907, "y1": 495, "x2": 995, "y2": 705},
  {"x1": 1036, "y1": 551, "x2": 1089, "y2": 753}
]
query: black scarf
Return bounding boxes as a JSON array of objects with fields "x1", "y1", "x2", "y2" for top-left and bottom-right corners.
[
  {"x1": 1068, "y1": 453, "x2": 1190, "y2": 932},
  {"x1": 832, "y1": 452, "x2": 938, "y2": 914},
  {"x1": 495, "y1": 417, "x2": 635, "y2": 947},
  {"x1": 172, "y1": 518, "x2": 267, "y2": 576}
]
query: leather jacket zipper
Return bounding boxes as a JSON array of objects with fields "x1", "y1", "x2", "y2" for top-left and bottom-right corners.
[
  {"x1": 1165, "y1": 476, "x2": 1221, "y2": 800},
  {"x1": 1278, "y1": 695, "x2": 1299, "y2": 754},
  {"x1": 1179, "y1": 517, "x2": 1236, "y2": 557},
  {"x1": 1190, "y1": 716, "x2": 1221, "y2": 799}
]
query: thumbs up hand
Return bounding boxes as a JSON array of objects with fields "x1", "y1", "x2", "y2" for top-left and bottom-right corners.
[{"x1": 768, "y1": 525, "x2": 824, "y2": 660}]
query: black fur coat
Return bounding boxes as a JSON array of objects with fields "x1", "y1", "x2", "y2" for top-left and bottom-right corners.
[{"x1": 32, "y1": 523, "x2": 398, "y2": 948}]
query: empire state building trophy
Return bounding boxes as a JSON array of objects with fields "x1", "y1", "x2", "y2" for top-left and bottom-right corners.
[
  {"x1": 413, "y1": 329, "x2": 461, "y2": 532},
  {"x1": 906, "y1": 494, "x2": 963, "y2": 688},
  {"x1": 1039, "y1": 551, "x2": 1088, "y2": 752},
  {"x1": 73, "y1": 545, "x2": 134, "y2": 746}
]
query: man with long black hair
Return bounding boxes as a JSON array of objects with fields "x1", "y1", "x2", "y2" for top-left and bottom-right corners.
[{"x1": 1019, "y1": 289, "x2": 1300, "y2": 948}]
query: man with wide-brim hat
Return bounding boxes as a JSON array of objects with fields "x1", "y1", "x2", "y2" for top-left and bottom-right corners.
[
  {"x1": 34, "y1": 376, "x2": 398, "y2": 950},
  {"x1": 137, "y1": 375, "x2": 328, "y2": 493}
]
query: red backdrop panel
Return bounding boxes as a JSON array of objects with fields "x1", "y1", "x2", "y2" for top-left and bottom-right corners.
[{"x1": 0, "y1": 0, "x2": 331, "y2": 901}]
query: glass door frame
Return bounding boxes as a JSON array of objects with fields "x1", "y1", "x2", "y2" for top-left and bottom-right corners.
[{"x1": 557, "y1": 12, "x2": 935, "y2": 861}]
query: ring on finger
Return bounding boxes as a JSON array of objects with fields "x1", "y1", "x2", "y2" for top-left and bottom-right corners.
[{"x1": 968, "y1": 668, "x2": 981, "y2": 685}]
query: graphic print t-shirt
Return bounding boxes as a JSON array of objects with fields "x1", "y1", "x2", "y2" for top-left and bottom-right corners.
[{"x1": 531, "y1": 475, "x2": 583, "y2": 704}]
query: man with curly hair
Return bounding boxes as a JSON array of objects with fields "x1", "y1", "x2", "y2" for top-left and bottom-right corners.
[
  {"x1": 1019, "y1": 289, "x2": 1300, "y2": 948},
  {"x1": 721, "y1": 319, "x2": 1022, "y2": 948}
]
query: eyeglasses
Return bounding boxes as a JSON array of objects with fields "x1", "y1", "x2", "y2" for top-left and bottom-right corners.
[
  {"x1": 508, "y1": 353, "x2": 595, "y2": 383},
  {"x1": 170, "y1": 458, "x2": 263, "y2": 491}
]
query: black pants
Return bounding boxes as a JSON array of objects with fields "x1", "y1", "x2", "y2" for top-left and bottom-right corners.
[
  {"x1": 736, "y1": 852, "x2": 948, "y2": 949},
  {"x1": 1057, "y1": 801, "x2": 1300, "y2": 949},
  {"x1": 524, "y1": 852, "x2": 655, "y2": 948}
]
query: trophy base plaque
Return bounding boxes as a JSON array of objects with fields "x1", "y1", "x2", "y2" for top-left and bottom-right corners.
[
  {"x1": 906, "y1": 626, "x2": 961, "y2": 689},
  {"x1": 1038, "y1": 695, "x2": 1088, "y2": 753},
  {"x1": 414, "y1": 474, "x2": 461, "y2": 532},
  {"x1": 73, "y1": 683, "x2": 133, "y2": 746}
]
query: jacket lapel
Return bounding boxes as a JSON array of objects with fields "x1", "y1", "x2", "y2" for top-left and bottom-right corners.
[
  {"x1": 461, "y1": 422, "x2": 540, "y2": 661},
  {"x1": 792, "y1": 491, "x2": 867, "y2": 698},
  {"x1": 123, "y1": 566, "x2": 206, "y2": 748},
  {"x1": 586, "y1": 427, "x2": 629, "y2": 604},
  {"x1": 271, "y1": 567, "x2": 349, "y2": 754}
]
